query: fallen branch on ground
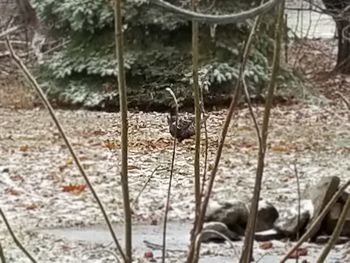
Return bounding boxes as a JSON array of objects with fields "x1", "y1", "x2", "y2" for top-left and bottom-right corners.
[
  {"x1": 336, "y1": 92, "x2": 350, "y2": 110},
  {"x1": 0, "y1": 26, "x2": 23, "y2": 39}
]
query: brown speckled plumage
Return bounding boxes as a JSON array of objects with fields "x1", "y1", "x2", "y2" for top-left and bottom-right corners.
[{"x1": 167, "y1": 113, "x2": 195, "y2": 142}]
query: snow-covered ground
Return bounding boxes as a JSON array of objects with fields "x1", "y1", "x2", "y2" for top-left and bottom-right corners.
[{"x1": 1, "y1": 103, "x2": 349, "y2": 261}]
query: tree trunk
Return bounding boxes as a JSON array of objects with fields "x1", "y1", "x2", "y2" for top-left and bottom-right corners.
[
  {"x1": 16, "y1": 0, "x2": 38, "y2": 27},
  {"x1": 322, "y1": 0, "x2": 350, "y2": 73}
]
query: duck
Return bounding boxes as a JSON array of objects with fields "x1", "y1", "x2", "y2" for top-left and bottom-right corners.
[
  {"x1": 167, "y1": 112, "x2": 195, "y2": 142},
  {"x1": 167, "y1": 111, "x2": 207, "y2": 142}
]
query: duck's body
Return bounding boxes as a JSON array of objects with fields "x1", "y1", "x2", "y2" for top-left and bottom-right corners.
[{"x1": 167, "y1": 113, "x2": 196, "y2": 142}]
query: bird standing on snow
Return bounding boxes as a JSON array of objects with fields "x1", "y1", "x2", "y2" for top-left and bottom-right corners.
[{"x1": 167, "y1": 111, "x2": 207, "y2": 142}]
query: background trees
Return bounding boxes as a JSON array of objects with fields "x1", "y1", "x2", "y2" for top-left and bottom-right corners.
[
  {"x1": 322, "y1": 0, "x2": 350, "y2": 73},
  {"x1": 31, "y1": 0, "x2": 295, "y2": 110}
]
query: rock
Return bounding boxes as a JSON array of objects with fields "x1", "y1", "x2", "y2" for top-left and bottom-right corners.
[
  {"x1": 273, "y1": 200, "x2": 312, "y2": 237},
  {"x1": 1, "y1": 167, "x2": 9, "y2": 173},
  {"x1": 256, "y1": 200, "x2": 279, "y2": 232},
  {"x1": 205, "y1": 200, "x2": 248, "y2": 235},
  {"x1": 323, "y1": 202, "x2": 350, "y2": 236},
  {"x1": 205, "y1": 200, "x2": 279, "y2": 235},
  {"x1": 254, "y1": 229, "x2": 285, "y2": 241},
  {"x1": 201, "y1": 222, "x2": 240, "y2": 243},
  {"x1": 303, "y1": 176, "x2": 340, "y2": 240}
]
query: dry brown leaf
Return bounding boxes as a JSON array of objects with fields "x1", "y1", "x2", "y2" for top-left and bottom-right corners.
[
  {"x1": 25, "y1": 203, "x2": 40, "y2": 210},
  {"x1": 5, "y1": 188, "x2": 23, "y2": 196},
  {"x1": 19, "y1": 145, "x2": 29, "y2": 152},
  {"x1": 289, "y1": 248, "x2": 308, "y2": 258},
  {"x1": 103, "y1": 140, "x2": 119, "y2": 150},
  {"x1": 259, "y1": 241, "x2": 273, "y2": 250},
  {"x1": 128, "y1": 165, "x2": 140, "y2": 170},
  {"x1": 62, "y1": 184, "x2": 87, "y2": 194}
]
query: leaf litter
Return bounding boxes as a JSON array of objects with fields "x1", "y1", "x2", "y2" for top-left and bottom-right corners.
[{"x1": 0, "y1": 100, "x2": 349, "y2": 262}]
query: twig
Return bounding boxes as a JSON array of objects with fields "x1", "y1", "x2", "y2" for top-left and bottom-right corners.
[
  {"x1": 144, "y1": 240, "x2": 186, "y2": 252},
  {"x1": 191, "y1": 0, "x2": 202, "y2": 246},
  {"x1": 0, "y1": 242, "x2": 6, "y2": 263},
  {"x1": 42, "y1": 40, "x2": 70, "y2": 55},
  {"x1": 193, "y1": 229, "x2": 239, "y2": 260},
  {"x1": 149, "y1": 0, "x2": 280, "y2": 24},
  {"x1": 0, "y1": 26, "x2": 23, "y2": 39},
  {"x1": 162, "y1": 87, "x2": 179, "y2": 263},
  {"x1": 187, "y1": 2, "x2": 264, "y2": 262},
  {"x1": 132, "y1": 165, "x2": 161, "y2": 208},
  {"x1": 335, "y1": 92, "x2": 350, "y2": 110},
  {"x1": 114, "y1": 0, "x2": 132, "y2": 260},
  {"x1": 293, "y1": 162, "x2": 301, "y2": 263},
  {"x1": 5, "y1": 39, "x2": 127, "y2": 262},
  {"x1": 0, "y1": 208, "x2": 36, "y2": 263},
  {"x1": 199, "y1": 90, "x2": 209, "y2": 197},
  {"x1": 316, "y1": 191, "x2": 350, "y2": 262},
  {"x1": 242, "y1": 76, "x2": 262, "y2": 149},
  {"x1": 280, "y1": 179, "x2": 350, "y2": 263},
  {"x1": 240, "y1": 2, "x2": 284, "y2": 262}
]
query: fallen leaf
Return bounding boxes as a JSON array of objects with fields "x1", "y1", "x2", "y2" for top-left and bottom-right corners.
[
  {"x1": 5, "y1": 188, "x2": 23, "y2": 196},
  {"x1": 128, "y1": 165, "x2": 140, "y2": 170},
  {"x1": 144, "y1": 251, "x2": 153, "y2": 258},
  {"x1": 65, "y1": 159, "x2": 73, "y2": 165},
  {"x1": 103, "y1": 140, "x2": 119, "y2": 150},
  {"x1": 19, "y1": 145, "x2": 29, "y2": 152},
  {"x1": 10, "y1": 175, "x2": 24, "y2": 182},
  {"x1": 271, "y1": 144, "x2": 289, "y2": 152},
  {"x1": 79, "y1": 155, "x2": 89, "y2": 161},
  {"x1": 62, "y1": 184, "x2": 87, "y2": 194},
  {"x1": 25, "y1": 203, "x2": 40, "y2": 210},
  {"x1": 289, "y1": 248, "x2": 308, "y2": 258},
  {"x1": 259, "y1": 241, "x2": 273, "y2": 250},
  {"x1": 62, "y1": 245, "x2": 76, "y2": 251}
]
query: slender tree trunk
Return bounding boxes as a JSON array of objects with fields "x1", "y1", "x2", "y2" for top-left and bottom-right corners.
[
  {"x1": 335, "y1": 20, "x2": 350, "y2": 73},
  {"x1": 16, "y1": 0, "x2": 38, "y2": 27},
  {"x1": 322, "y1": 0, "x2": 350, "y2": 73}
]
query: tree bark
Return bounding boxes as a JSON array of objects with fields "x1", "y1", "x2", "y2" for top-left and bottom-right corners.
[
  {"x1": 322, "y1": 0, "x2": 350, "y2": 73},
  {"x1": 16, "y1": 0, "x2": 38, "y2": 28}
]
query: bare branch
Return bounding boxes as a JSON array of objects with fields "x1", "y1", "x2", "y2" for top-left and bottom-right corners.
[
  {"x1": 193, "y1": 229, "x2": 239, "y2": 260},
  {"x1": 5, "y1": 39, "x2": 127, "y2": 262},
  {"x1": 0, "y1": 208, "x2": 37, "y2": 263},
  {"x1": 187, "y1": 1, "x2": 265, "y2": 261},
  {"x1": 336, "y1": 91, "x2": 350, "y2": 110},
  {"x1": 191, "y1": 0, "x2": 202, "y2": 247},
  {"x1": 0, "y1": 26, "x2": 23, "y2": 39},
  {"x1": 242, "y1": 76, "x2": 262, "y2": 148},
  {"x1": 0, "y1": 242, "x2": 6, "y2": 263},
  {"x1": 149, "y1": 0, "x2": 281, "y2": 24},
  {"x1": 162, "y1": 87, "x2": 179, "y2": 263},
  {"x1": 132, "y1": 165, "x2": 161, "y2": 209},
  {"x1": 114, "y1": 0, "x2": 133, "y2": 260},
  {"x1": 240, "y1": 2, "x2": 285, "y2": 262}
]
